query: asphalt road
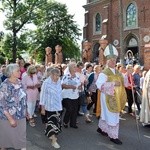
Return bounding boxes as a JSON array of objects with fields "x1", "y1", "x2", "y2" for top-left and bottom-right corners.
[{"x1": 27, "y1": 110, "x2": 150, "y2": 150}]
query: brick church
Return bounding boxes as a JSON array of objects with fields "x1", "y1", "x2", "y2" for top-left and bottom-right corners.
[{"x1": 82, "y1": 0, "x2": 150, "y2": 69}]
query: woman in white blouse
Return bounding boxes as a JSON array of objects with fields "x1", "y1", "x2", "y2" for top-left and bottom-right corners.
[
  {"x1": 61, "y1": 62, "x2": 81, "y2": 129},
  {"x1": 40, "y1": 68, "x2": 62, "y2": 149}
]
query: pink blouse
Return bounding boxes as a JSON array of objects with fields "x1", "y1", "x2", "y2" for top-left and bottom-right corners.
[{"x1": 22, "y1": 74, "x2": 39, "y2": 101}]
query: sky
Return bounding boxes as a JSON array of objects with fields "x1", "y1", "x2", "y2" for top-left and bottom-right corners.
[
  {"x1": 56, "y1": 0, "x2": 86, "y2": 43},
  {"x1": 0, "y1": 0, "x2": 86, "y2": 43}
]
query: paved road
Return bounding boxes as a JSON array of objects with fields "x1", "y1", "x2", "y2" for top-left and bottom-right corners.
[{"x1": 27, "y1": 112, "x2": 150, "y2": 150}]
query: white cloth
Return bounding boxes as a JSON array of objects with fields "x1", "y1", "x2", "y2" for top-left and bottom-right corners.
[
  {"x1": 98, "y1": 119, "x2": 119, "y2": 139},
  {"x1": 140, "y1": 70, "x2": 150, "y2": 124},
  {"x1": 96, "y1": 70, "x2": 120, "y2": 126},
  {"x1": 27, "y1": 101, "x2": 36, "y2": 118},
  {"x1": 75, "y1": 72, "x2": 86, "y2": 92},
  {"x1": 140, "y1": 77, "x2": 144, "y2": 90}
]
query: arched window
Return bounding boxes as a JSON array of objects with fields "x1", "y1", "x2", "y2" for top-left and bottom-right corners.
[
  {"x1": 93, "y1": 43, "x2": 100, "y2": 63},
  {"x1": 126, "y1": 3, "x2": 137, "y2": 27},
  {"x1": 95, "y1": 13, "x2": 101, "y2": 32}
]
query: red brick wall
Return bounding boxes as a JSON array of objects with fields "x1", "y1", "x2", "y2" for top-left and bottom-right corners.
[{"x1": 83, "y1": 0, "x2": 150, "y2": 66}]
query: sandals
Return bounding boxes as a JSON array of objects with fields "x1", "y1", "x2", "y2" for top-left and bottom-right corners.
[
  {"x1": 129, "y1": 113, "x2": 135, "y2": 117},
  {"x1": 85, "y1": 114, "x2": 93, "y2": 123},
  {"x1": 29, "y1": 118, "x2": 35, "y2": 127},
  {"x1": 85, "y1": 119, "x2": 92, "y2": 123}
]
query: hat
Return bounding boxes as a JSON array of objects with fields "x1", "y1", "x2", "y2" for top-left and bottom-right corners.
[{"x1": 104, "y1": 44, "x2": 118, "y2": 59}]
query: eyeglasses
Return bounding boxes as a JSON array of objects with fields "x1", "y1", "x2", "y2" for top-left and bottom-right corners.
[
  {"x1": 53, "y1": 74, "x2": 60, "y2": 77},
  {"x1": 31, "y1": 72, "x2": 36, "y2": 74}
]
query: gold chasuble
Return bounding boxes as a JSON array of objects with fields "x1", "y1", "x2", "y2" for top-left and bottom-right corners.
[{"x1": 103, "y1": 68, "x2": 127, "y2": 113}]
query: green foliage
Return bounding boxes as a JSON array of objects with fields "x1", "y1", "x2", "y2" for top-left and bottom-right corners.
[
  {"x1": 1, "y1": 34, "x2": 13, "y2": 59},
  {"x1": 1, "y1": 0, "x2": 82, "y2": 63},
  {"x1": 1, "y1": 0, "x2": 46, "y2": 62},
  {"x1": 0, "y1": 55, "x2": 5, "y2": 64},
  {"x1": 1, "y1": 33, "x2": 28, "y2": 60},
  {"x1": 31, "y1": 1, "x2": 81, "y2": 62}
]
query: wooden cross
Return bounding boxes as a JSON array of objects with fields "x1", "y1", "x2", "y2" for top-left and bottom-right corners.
[{"x1": 141, "y1": 6, "x2": 149, "y2": 22}]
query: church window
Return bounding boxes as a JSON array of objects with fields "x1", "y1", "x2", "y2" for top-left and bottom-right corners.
[
  {"x1": 95, "y1": 13, "x2": 101, "y2": 33},
  {"x1": 126, "y1": 3, "x2": 137, "y2": 27}
]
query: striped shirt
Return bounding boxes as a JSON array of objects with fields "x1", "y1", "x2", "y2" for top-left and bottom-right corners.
[{"x1": 40, "y1": 77, "x2": 62, "y2": 111}]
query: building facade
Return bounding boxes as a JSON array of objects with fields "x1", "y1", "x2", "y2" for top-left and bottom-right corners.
[{"x1": 83, "y1": 0, "x2": 150, "y2": 69}]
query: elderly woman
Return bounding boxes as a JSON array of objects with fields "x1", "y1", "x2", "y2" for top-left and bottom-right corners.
[
  {"x1": 22, "y1": 65, "x2": 40, "y2": 127},
  {"x1": 124, "y1": 65, "x2": 135, "y2": 115},
  {"x1": 40, "y1": 67, "x2": 54, "y2": 124},
  {"x1": 86, "y1": 65, "x2": 102, "y2": 115},
  {"x1": 61, "y1": 62, "x2": 81, "y2": 129},
  {"x1": 40, "y1": 68, "x2": 62, "y2": 149},
  {"x1": 0, "y1": 64, "x2": 26, "y2": 150}
]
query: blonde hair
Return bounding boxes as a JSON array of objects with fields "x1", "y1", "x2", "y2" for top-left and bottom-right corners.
[
  {"x1": 27, "y1": 65, "x2": 36, "y2": 75},
  {"x1": 126, "y1": 64, "x2": 133, "y2": 70},
  {"x1": 93, "y1": 65, "x2": 100, "y2": 71},
  {"x1": 133, "y1": 64, "x2": 140, "y2": 71}
]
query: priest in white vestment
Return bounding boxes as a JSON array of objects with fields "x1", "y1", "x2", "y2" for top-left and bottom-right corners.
[
  {"x1": 96, "y1": 44, "x2": 126, "y2": 145},
  {"x1": 140, "y1": 69, "x2": 150, "y2": 126}
]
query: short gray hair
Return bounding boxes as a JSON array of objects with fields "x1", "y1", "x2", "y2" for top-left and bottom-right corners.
[
  {"x1": 5, "y1": 63, "x2": 19, "y2": 78},
  {"x1": 50, "y1": 68, "x2": 60, "y2": 76},
  {"x1": 45, "y1": 67, "x2": 54, "y2": 78},
  {"x1": 68, "y1": 62, "x2": 76, "y2": 72}
]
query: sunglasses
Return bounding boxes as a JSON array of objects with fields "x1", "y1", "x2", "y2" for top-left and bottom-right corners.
[{"x1": 31, "y1": 72, "x2": 36, "y2": 74}]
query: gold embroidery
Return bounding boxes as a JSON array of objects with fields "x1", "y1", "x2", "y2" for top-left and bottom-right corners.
[{"x1": 103, "y1": 68, "x2": 127, "y2": 112}]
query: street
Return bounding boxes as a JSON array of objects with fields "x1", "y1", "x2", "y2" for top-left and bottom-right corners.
[{"x1": 27, "y1": 111, "x2": 150, "y2": 150}]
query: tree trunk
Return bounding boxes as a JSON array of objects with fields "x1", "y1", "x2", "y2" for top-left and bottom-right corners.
[
  {"x1": 12, "y1": 31, "x2": 17, "y2": 63},
  {"x1": 12, "y1": 0, "x2": 17, "y2": 63}
]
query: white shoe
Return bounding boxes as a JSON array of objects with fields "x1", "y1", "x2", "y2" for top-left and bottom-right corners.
[
  {"x1": 142, "y1": 123, "x2": 146, "y2": 127},
  {"x1": 136, "y1": 115, "x2": 140, "y2": 120},
  {"x1": 52, "y1": 142, "x2": 60, "y2": 149},
  {"x1": 119, "y1": 117, "x2": 126, "y2": 120},
  {"x1": 33, "y1": 113, "x2": 37, "y2": 118}
]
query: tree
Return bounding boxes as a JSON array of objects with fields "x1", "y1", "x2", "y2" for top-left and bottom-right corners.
[
  {"x1": 1, "y1": 0, "x2": 82, "y2": 63},
  {"x1": 31, "y1": 1, "x2": 81, "y2": 62},
  {"x1": 1, "y1": 0, "x2": 46, "y2": 62},
  {"x1": 0, "y1": 31, "x2": 5, "y2": 64},
  {"x1": 1, "y1": 33, "x2": 28, "y2": 61}
]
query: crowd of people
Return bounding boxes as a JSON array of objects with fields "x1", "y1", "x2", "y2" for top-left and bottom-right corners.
[{"x1": 0, "y1": 44, "x2": 150, "y2": 149}]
